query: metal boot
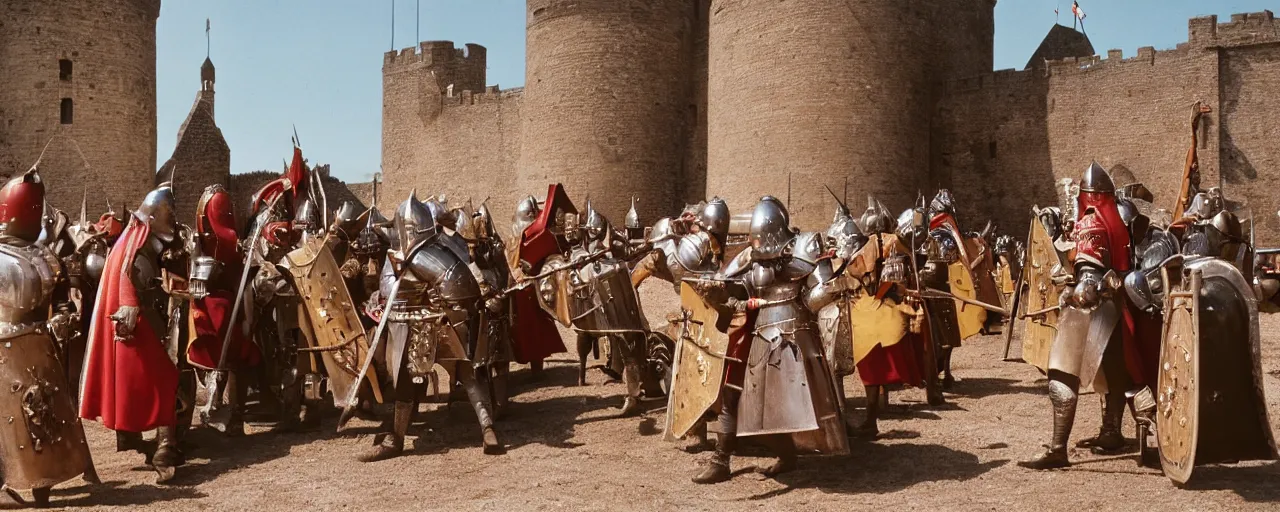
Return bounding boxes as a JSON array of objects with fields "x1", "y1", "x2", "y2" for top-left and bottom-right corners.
[
  {"x1": 1019, "y1": 377, "x2": 1077, "y2": 469},
  {"x1": 359, "y1": 401, "x2": 411, "y2": 462},
  {"x1": 461, "y1": 366, "x2": 505, "y2": 455}
]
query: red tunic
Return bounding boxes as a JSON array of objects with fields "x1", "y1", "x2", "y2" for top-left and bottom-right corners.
[
  {"x1": 856, "y1": 334, "x2": 925, "y2": 387},
  {"x1": 187, "y1": 189, "x2": 260, "y2": 370},
  {"x1": 79, "y1": 220, "x2": 180, "y2": 432},
  {"x1": 1075, "y1": 191, "x2": 1158, "y2": 386}
]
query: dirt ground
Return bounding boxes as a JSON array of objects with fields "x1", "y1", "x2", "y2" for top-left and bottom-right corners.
[{"x1": 15, "y1": 281, "x2": 1280, "y2": 511}]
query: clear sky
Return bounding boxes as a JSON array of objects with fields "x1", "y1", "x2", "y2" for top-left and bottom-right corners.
[{"x1": 156, "y1": 1, "x2": 1276, "y2": 184}]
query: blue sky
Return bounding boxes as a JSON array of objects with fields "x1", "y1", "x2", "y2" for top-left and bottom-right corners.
[{"x1": 156, "y1": 1, "x2": 1275, "y2": 184}]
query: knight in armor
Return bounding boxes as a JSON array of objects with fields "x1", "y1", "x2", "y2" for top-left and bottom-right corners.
[
  {"x1": 691, "y1": 196, "x2": 849, "y2": 484},
  {"x1": 506, "y1": 194, "x2": 568, "y2": 376},
  {"x1": 0, "y1": 169, "x2": 100, "y2": 506},
  {"x1": 636, "y1": 198, "x2": 733, "y2": 452},
  {"x1": 242, "y1": 144, "x2": 325, "y2": 431},
  {"x1": 823, "y1": 194, "x2": 932, "y2": 437},
  {"x1": 569, "y1": 200, "x2": 656, "y2": 417},
  {"x1": 1020, "y1": 162, "x2": 1156, "y2": 469},
  {"x1": 80, "y1": 179, "x2": 189, "y2": 483},
  {"x1": 454, "y1": 202, "x2": 515, "y2": 415},
  {"x1": 362, "y1": 191, "x2": 504, "y2": 461},
  {"x1": 186, "y1": 185, "x2": 259, "y2": 435}
]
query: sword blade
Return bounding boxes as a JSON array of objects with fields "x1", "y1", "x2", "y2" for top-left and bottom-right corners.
[{"x1": 339, "y1": 274, "x2": 402, "y2": 429}]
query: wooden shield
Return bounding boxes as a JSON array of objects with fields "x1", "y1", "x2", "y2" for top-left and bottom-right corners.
[
  {"x1": 1020, "y1": 219, "x2": 1061, "y2": 371},
  {"x1": 664, "y1": 283, "x2": 731, "y2": 441},
  {"x1": 534, "y1": 254, "x2": 575, "y2": 328},
  {"x1": 948, "y1": 259, "x2": 987, "y2": 340},
  {"x1": 285, "y1": 238, "x2": 383, "y2": 407},
  {"x1": 1156, "y1": 267, "x2": 1201, "y2": 485}
]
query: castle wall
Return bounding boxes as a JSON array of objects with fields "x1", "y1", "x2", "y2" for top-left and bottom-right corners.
[
  {"x1": 0, "y1": 0, "x2": 160, "y2": 211},
  {"x1": 519, "y1": 0, "x2": 695, "y2": 224},
  {"x1": 933, "y1": 71, "x2": 1052, "y2": 230},
  {"x1": 680, "y1": 0, "x2": 711, "y2": 208},
  {"x1": 707, "y1": 0, "x2": 994, "y2": 229},
  {"x1": 1216, "y1": 12, "x2": 1280, "y2": 243},
  {"x1": 1044, "y1": 47, "x2": 1221, "y2": 223}
]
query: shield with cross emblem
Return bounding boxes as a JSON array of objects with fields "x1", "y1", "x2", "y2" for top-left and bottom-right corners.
[{"x1": 664, "y1": 282, "x2": 733, "y2": 441}]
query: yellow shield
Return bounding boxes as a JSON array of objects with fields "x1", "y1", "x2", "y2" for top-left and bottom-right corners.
[
  {"x1": 285, "y1": 238, "x2": 383, "y2": 407},
  {"x1": 534, "y1": 254, "x2": 576, "y2": 328},
  {"x1": 1156, "y1": 266, "x2": 1201, "y2": 485},
  {"x1": 1019, "y1": 218, "x2": 1062, "y2": 371},
  {"x1": 948, "y1": 258, "x2": 987, "y2": 340},
  {"x1": 664, "y1": 283, "x2": 731, "y2": 441}
]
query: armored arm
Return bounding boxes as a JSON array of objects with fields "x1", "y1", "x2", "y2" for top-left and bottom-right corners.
[
  {"x1": 804, "y1": 259, "x2": 848, "y2": 312},
  {"x1": 1063, "y1": 210, "x2": 1120, "y2": 309}
]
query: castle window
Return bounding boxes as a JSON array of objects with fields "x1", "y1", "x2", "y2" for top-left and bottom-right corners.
[
  {"x1": 60, "y1": 98, "x2": 73, "y2": 124},
  {"x1": 988, "y1": 141, "x2": 997, "y2": 159},
  {"x1": 59, "y1": 59, "x2": 73, "y2": 81}
]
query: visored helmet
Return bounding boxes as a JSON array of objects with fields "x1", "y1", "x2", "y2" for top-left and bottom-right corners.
[
  {"x1": 394, "y1": 190, "x2": 437, "y2": 253},
  {"x1": 860, "y1": 195, "x2": 895, "y2": 235},
  {"x1": 136, "y1": 181, "x2": 178, "y2": 244},
  {"x1": 698, "y1": 197, "x2": 730, "y2": 245},
  {"x1": 827, "y1": 207, "x2": 866, "y2": 261},
  {"x1": 584, "y1": 199, "x2": 610, "y2": 242},
  {"x1": 748, "y1": 196, "x2": 793, "y2": 260},
  {"x1": 929, "y1": 189, "x2": 956, "y2": 217},
  {"x1": 512, "y1": 195, "x2": 540, "y2": 239}
]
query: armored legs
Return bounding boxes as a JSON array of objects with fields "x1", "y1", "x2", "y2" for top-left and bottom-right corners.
[
  {"x1": 1018, "y1": 372, "x2": 1079, "y2": 469},
  {"x1": 616, "y1": 334, "x2": 646, "y2": 418},
  {"x1": 691, "y1": 389, "x2": 796, "y2": 484}
]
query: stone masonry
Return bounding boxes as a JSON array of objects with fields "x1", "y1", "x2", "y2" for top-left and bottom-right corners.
[{"x1": 383, "y1": 7, "x2": 1280, "y2": 244}]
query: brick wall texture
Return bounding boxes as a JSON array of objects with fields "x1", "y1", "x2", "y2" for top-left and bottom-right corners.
[
  {"x1": 157, "y1": 87, "x2": 230, "y2": 227},
  {"x1": 0, "y1": 0, "x2": 161, "y2": 213}
]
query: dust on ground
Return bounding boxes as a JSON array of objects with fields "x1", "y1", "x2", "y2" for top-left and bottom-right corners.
[{"x1": 16, "y1": 281, "x2": 1280, "y2": 511}]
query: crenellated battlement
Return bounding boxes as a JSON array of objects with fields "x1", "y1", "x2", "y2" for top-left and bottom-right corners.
[
  {"x1": 1044, "y1": 43, "x2": 1188, "y2": 78},
  {"x1": 439, "y1": 85, "x2": 524, "y2": 107},
  {"x1": 1189, "y1": 11, "x2": 1278, "y2": 48},
  {"x1": 383, "y1": 41, "x2": 487, "y2": 72}
]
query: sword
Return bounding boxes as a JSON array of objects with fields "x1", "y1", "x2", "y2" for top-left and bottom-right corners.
[
  {"x1": 199, "y1": 193, "x2": 283, "y2": 422},
  {"x1": 337, "y1": 238, "x2": 433, "y2": 429},
  {"x1": 337, "y1": 267, "x2": 402, "y2": 430}
]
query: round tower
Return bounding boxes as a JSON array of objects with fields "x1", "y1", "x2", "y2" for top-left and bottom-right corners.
[
  {"x1": 519, "y1": 0, "x2": 695, "y2": 223},
  {"x1": 0, "y1": 0, "x2": 161, "y2": 211},
  {"x1": 706, "y1": 0, "x2": 995, "y2": 229}
]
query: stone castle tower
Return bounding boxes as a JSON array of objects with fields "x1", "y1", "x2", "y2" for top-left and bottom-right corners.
[
  {"x1": 707, "y1": 0, "x2": 994, "y2": 227},
  {"x1": 158, "y1": 55, "x2": 230, "y2": 225},
  {"x1": 0, "y1": 0, "x2": 162, "y2": 211}
]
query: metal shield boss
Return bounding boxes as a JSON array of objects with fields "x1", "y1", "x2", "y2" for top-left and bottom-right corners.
[
  {"x1": 285, "y1": 237, "x2": 383, "y2": 407},
  {"x1": 1020, "y1": 218, "x2": 1063, "y2": 371},
  {"x1": 665, "y1": 283, "x2": 732, "y2": 441}
]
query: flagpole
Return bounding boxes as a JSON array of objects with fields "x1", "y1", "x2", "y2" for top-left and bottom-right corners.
[
  {"x1": 416, "y1": 0, "x2": 420, "y2": 44},
  {"x1": 391, "y1": 0, "x2": 395, "y2": 50}
]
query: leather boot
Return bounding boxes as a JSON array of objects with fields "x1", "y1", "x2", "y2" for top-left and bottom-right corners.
[
  {"x1": 1076, "y1": 392, "x2": 1126, "y2": 453},
  {"x1": 852, "y1": 385, "x2": 881, "y2": 439},
  {"x1": 759, "y1": 435, "x2": 798, "y2": 477},
  {"x1": 360, "y1": 401, "x2": 411, "y2": 462},
  {"x1": 152, "y1": 426, "x2": 184, "y2": 484},
  {"x1": 692, "y1": 409, "x2": 736, "y2": 484},
  {"x1": 1019, "y1": 378, "x2": 1077, "y2": 469},
  {"x1": 576, "y1": 333, "x2": 593, "y2": 386},
  {"x1": 618, "y1": 338, "x2": 644, "y2": 418},
  {"x1": 681, "y1": 420, "x2": 715, "y2": 454}
]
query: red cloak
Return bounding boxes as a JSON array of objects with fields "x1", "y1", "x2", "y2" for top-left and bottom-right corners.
[
  {"x1": 856, "y1": 334, "x2": 925, "y2": 387},
  {"x1": 187, "y1": 189, "x2": 259, "y2": 370},
  {"x1": 509, "y1": 184, "x2": 574, "y2": 363},
  {"x1": 79, "y1": 219, "x2": 180, "y2": 432}
]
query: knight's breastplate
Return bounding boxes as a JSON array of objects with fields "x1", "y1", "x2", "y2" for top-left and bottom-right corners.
[
  {"x1": 0, "y1": 240, "x2": 59, "y2": 334},
  {"x1": 132, "y1": 238, "x2": 170, "y2": 313},
  {"x1": 745, "y1": 262, "x2": 811, "y2": 329}
]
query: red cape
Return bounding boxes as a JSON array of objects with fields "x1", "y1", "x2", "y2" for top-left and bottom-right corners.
[{"x1": 79, "y1": 220, "x2": 180, "y2": 432}]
